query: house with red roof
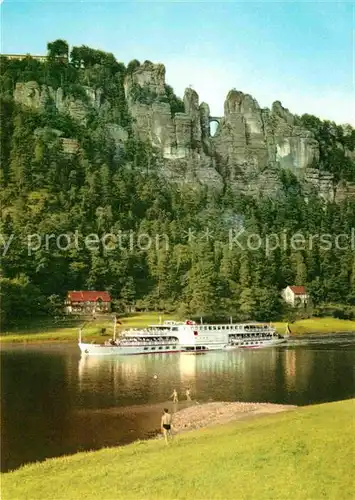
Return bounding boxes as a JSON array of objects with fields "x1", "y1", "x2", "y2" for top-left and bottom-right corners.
[
  {"x1": 282, "y1": 286, "x2": 309, "y2": 307},
  {"x1": 65, "y1": 291, "x2": 112, "y2": 315}
]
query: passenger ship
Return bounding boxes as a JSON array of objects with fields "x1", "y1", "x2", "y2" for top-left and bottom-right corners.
[{"x1": 78, "y1": 319, "x2": 288, "y2": 356}]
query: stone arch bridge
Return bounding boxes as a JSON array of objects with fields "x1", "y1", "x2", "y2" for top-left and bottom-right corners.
[
  {"x1": 209, "y1": 116, "x2": 222, "y2": 125},
  {"x1": 208, "y1": 116, "x2": 222, "y2": 136}
]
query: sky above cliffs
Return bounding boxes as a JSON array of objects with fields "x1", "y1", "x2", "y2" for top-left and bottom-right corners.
[{"x1": 1, "y1": 0, "x2": 354, "y2": 125}]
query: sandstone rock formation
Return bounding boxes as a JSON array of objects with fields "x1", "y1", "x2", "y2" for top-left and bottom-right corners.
[
  {"x1": 14, "y1": 81, "x2": 102, "y2": 125},
  {"x1": 13, "y1": 65, "x2": 352, "y2": 200},
  {"x1": 122, "y1": 64, "x2": 327, "y2": 197}
]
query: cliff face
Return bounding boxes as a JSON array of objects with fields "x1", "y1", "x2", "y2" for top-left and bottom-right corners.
[
  {"x1": 13, "y1": 81, "x2": 101, "y2": 124},
  {"x1": 13, "y1": 63, "x2": 353, "y2": 200},
  {"x1": 122, "y1": 63, "x2": 329, "y2": 198}
]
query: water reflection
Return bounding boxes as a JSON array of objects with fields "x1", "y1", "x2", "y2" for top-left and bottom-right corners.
[
  {"x1": 1, "y1": 340, "x2": 354, "y2": 472},
  {"x1": 77, "y1": 344, "x2": 355, "y2": 409}
]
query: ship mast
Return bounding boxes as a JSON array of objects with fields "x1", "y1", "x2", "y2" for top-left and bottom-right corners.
[{"x1": 113, "y1": 315, "x2": 117, "y2": 341}]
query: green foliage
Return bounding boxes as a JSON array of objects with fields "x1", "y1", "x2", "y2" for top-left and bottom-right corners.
[
  {"x1": 129, "y1": 82, "x2": 158, "y2": 104},
  {"x1": 300, "y1": 114, "x2": 355, "y2": 181},
  {"x1": 47, "y1": 39, "x2": 69, "y2": 59},
  {"x1": 0, "y1": 275, "x2": 47, "y2": 325},
  {"x1": 161, "y1": 84, "x2": 185, "y2": 115},
  {"x1": 66, "y1": 83, "x2": 90, "y2": 102},
  {"x1": 1, "y1": 40, "x2": 355, "y2": 328},
  {"x1": 126, "y1": 59, "x2": 141, "y2": 74},
  {"x1": 69, "y1": 45, "x2": 117, "y2": 69}
]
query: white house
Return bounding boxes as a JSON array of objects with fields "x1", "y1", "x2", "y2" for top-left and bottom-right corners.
[{"x1": 282, "y1": 286, "x2": 309, "y2": 307}]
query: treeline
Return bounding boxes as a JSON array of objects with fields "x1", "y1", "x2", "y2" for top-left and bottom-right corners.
[
  {"x1": 0, "y1": 39, "x2": 184, "y2": 119},
  {"x1": 1, "y1": 40, "x2": 355, "y2": 327}
]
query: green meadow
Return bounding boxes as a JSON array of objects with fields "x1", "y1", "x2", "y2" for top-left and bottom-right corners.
[
  {"x1": 2, "y1": 399, "x2": 354, "y2": 500},
  {"x1": 273, "y1": 317, "x2": 355, "y2": 335},
  {"x1": 0, "y1": 313, "x2": 176, "y2": 343}
]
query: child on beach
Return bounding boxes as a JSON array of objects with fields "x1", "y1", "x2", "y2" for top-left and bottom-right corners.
[{"x1": 170, "y1": 389, "x2": 178, "y2": 403}]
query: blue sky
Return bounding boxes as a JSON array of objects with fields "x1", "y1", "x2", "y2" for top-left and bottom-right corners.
[{"x1": 1, "y1": 0, "x2": 354, "y2": 124}]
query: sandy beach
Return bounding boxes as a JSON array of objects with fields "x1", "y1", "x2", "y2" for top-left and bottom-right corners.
[{"x1": 157, "y1": 401, "x2": 297, "y2": 437}]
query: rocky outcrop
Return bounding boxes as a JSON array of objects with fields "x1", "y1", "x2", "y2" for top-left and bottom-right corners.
[
  {"x1": 303, "y1": 168, "x2": 335, "y2": 201},
  {"x1": 13, "y1": 67, "x2": 354, "y2": 200},
  {"x1": 122, "y1": 65, "x2": 326, "y2": 196},
  {"x1": 14, "y1": 81, "x2": 102, "y2": 125},
  {"x1": 335, "y1": 181, "x2": 355, "y2": 202},
  {"x1": 61, "y1": 138, "x2": 80, "y2": 155},
  {"x1": 124, "y1": 62, "x2": 166, "y2": 98}
]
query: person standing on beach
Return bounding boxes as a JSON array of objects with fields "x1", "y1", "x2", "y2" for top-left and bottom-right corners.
[
  {"x1": 161, "y1": 408, "x2": 173, "y2": 444},
  {"x1": 186, "y1": 388, "x2": 191, "y2": 401},
  {"x1": 170, "y1": 389, "x2": 178, "y2": 403}
]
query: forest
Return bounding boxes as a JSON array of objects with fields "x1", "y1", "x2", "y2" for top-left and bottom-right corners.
[{"x1": 1, "y1": 40, "x2": 355, "y2": 326}]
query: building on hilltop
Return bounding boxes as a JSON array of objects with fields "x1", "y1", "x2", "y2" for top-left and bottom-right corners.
[
  {"x1": 2, "y1": 54, "x2": 48, "y2": 62},
  {"x1": 282, "y1": 286, "x2": 309, "y2": 307},
  {"x1": 65, "y1": 291, "x2": 112, "y2": 315},
  {"x1": 1, "y1": 54, "x2": 67, "y2": 63}
]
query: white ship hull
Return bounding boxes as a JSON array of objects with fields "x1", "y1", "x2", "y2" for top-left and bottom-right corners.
[
  {"x1": 79, "y1": 337, "x2": 286, "y2": 356},
  {"x1": 224, "y1": 338, "x2": 286, "y2": 349},
  {"x1": 78, "y1": 343, "x2": 184, "y2": 356}
]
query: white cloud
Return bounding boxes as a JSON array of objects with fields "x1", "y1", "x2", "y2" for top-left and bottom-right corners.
[{"x1": 165, "y1": 57, "x2": 355, "y2": 125}]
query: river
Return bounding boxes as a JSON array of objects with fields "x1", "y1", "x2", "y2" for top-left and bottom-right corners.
[{"x1": 1, "y1": 334, "x2": 354, "y2": 472}]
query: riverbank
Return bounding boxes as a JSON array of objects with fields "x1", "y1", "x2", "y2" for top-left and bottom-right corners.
[
  {"x1": 0, "y1": 313, "x2": 355, "y2": 343},
  {"x1": 72, "y1": 400, "x2": 295, "y2": 444},
  {"x1": 162, "y1": 401, "x2": 296, "y2": 435},
  {"x1": 2, "y1": 399, "x2": 354, "y2": 499},
  {"x1": 0, "y1": 313, "x2": 174, "y2": 343},
  {"x1": 273, "y1": 317, "x2": 355, "y2": 335},
  {"x1": 1, "y1": 314, "x2": 354, "y2": 343}
]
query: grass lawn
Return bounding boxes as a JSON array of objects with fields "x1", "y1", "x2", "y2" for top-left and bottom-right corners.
[
  {"x1": 2, "y1": 399, "x2": 354, "y2": 500},
  {"x1": 0, "y1": 313, "x2": 178, "y2": 343},
  {"x1": 273, "y1": 317, "x2": 355, "y2": 335}
]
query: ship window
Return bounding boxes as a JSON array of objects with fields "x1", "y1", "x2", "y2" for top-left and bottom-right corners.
[
  {"x1": 151, "y1": 347, "x2": 155, "y2": 350},
  {"x1": 144, "y1": 347, "x2": 148, "y2": 351},
  {"x1": 159, "y1": 346, "x2": 163, "y2": 350}
]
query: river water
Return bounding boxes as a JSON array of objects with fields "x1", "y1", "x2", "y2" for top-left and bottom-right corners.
[{"x1": 1, "y1": 334, "x2": 354, "y2": 472}]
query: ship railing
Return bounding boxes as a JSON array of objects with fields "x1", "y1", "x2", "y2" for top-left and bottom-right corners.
[
  {"x1": 118, "y1": 339, "x2": 178, "y2": 346},
  {"x1": 229, "y1": 333, "x2": 273, "y2": 338}
]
